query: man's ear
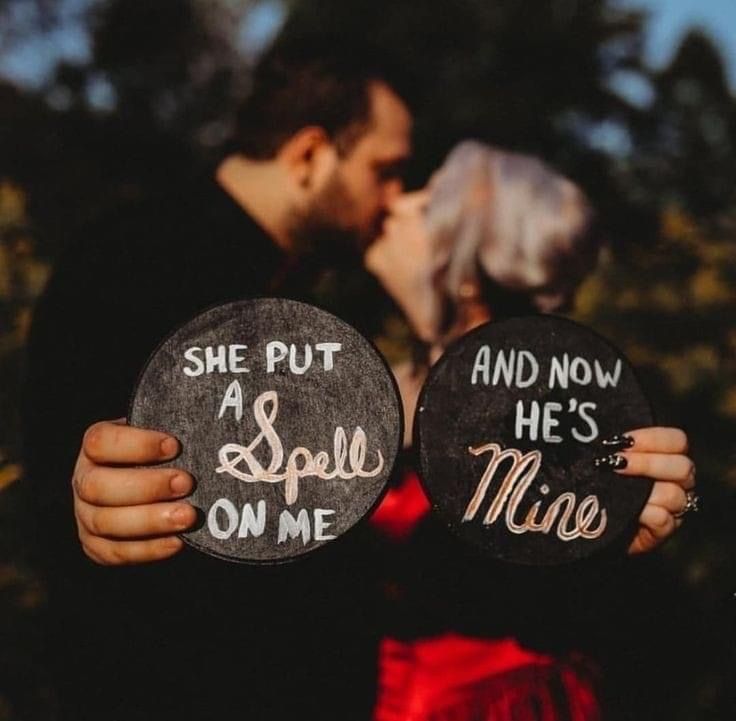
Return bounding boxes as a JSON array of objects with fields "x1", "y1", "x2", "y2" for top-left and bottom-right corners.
[{"x1": 278, "y1": 126, "x2": 338, "y2": 193}]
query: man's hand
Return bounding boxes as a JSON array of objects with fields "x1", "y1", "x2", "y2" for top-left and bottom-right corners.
[
  {"x1": 73, "y1": 419, "x2": 197, "y2": 565},
  {"x1": 603, "y1": 427, "x2": 696, "y2": 555}
]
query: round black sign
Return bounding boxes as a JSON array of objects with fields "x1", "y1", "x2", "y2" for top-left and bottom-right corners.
[
  {"x1": 129, "y1": 298, "x2": 402, "y2": 563},
  {"x1": 416, "y1": 315, "x2": 653, "y2": 565}
]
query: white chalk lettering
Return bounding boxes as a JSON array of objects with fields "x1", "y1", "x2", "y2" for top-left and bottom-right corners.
[
  {"x1": 492, "y1": 349, "x2": 515, "y2": 387},
  {"x1": 471, "y1": 347, "x2": 539, "y2": 388},
  {"x1": 542, "y1": 402, "x2": 563, "y2": 443},
  {"x1": 315, "y1": 342, "x2": 342, "y2": 371},
  {"x1": 570, "y1": 357, "x2": 592, "y2": 386},
  {"x1": 278, "y1": 508, "x2": 311, "y2": 545},
  {"x1": 266, "y1": 341, "x2": 289, "y2": 373},
  {"x1": 594, "y1": 359, "x2": 622, "y2": 388},
  {"x1": 228, "y1": 344, "x2": 249, "y2": 373},
  {"x1": 463, "y1": 443, "x2": 607, "y2": 542},
  {"x1": 471, "y1": 345, "x2": 491, "y2": 385},
  {"x1": 548, "y1": 355, "x2": 622, "y2": 389},
  {"x1": 314, "y1": 508, "x2": 337, "y2": 540},
  {"x1": 289, "y1": 344, "x2": 313, "y2": 374},
  {"x1": 571, "y1": 401, "x2": 599, "y2": 443},
  {"x1": 238, "y1": 500, "x2": 266, "y2": 538},
  {"x1": 183, "y1": 347, "x2": 205, "y2": 377},
  {"x1": 267, "y1": 341, "x2": 342, "y2": 374},
  {"x1": 205, "y1": 345, "x2": 228, "y2": 374},
  {"x1": 216, "y1": 390, "x2": 384, "y2": 505},
  {"x1": 207, "y1": 498, "x2": 239, "y2": 540},
  {"x1": 183, "y1": 345, "x2": 250, "y2": 376},
  {"x1": 548, "y1": 353, "x2": 569, "y2": 389},
  {"x1": 516, "y1": 350, "x2": 539, "y2": 388},
  {"x1": 218, "y1": 379, "x2": 244, "y2": 421},
  {"x1": 515, "y1": 400, "x2": 540, "y2": 441}
]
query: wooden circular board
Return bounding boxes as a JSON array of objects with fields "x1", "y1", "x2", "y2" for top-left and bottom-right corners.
[
  {"x1": 129, "y1": 298, "x2": 402, "y2": 563},
  {"x1": 416, "y1": 315, "x2": 653, "y2": 565}
]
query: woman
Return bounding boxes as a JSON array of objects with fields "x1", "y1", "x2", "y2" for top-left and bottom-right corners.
[{"x1": 365, "y1": 141, "x2": 697, "y2": 720}]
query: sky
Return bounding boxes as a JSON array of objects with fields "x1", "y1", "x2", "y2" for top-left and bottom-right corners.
[
  {"x1": 618, "y1": 0, "x2": 736, "y2": 85},
  {"x1": 0, "y1": 0, "x2": 735, "y2": 92},
  {"x1": 0, "y1": 0, "x2": 93, "y2": 88}
]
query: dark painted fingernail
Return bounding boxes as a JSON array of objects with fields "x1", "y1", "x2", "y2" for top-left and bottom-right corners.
[
  {"x1": 594, "y1": 453, "x2": 628, "y2": 470},
  {"x1": 601, "y1": 434, "x2": 634, "y2": 450}
]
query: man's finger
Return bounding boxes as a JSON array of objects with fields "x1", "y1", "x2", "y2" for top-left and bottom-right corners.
[
  {"x1": 76, "y1": 499, "x2": 197, "y2": 539},
  {"x1": 624, "y1": 427, "x2": 688, "y2": 454},
  {"x1": 79, "y1": 531, "x2": 184, "y2": 565},
  {"x1": 83, "y1": 421, "x2": 180, "y2": 464},
  {"x1": 615, "y1": 452, "x2": 694, "y2": 487},
  {"x1": 74, "y1": 465, "x2": 194, "y2": 506}
]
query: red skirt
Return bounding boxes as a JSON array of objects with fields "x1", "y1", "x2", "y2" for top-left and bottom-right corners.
[
  {"x1": 374, "y1": 634, "x2": 601, "y2": 721},
  {"x1": 371, "y1": 473, "x2": 601, "y2": 721}
]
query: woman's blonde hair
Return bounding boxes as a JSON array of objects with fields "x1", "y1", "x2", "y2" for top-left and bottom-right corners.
[{"x1": 425, "y1": 140, "x2": 599, "y2": 313}]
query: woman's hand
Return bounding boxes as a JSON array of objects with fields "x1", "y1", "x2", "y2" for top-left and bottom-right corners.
[
  {"x1": 598, "y1": 427, "x2": 696, "y2": 554},
  {"x1": 365, "y1": 191, "x2": 443, "y2": 342}
]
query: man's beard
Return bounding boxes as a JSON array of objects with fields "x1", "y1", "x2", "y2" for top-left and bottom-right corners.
[
  {"x1": 289, "y1": 172, "x2": 378, "y2": 265},
  {"x1": 282, "y1": 172, "x2": 380, "y2": 316}
]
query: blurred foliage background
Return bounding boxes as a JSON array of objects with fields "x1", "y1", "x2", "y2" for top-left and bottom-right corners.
[{"x1": 0, "y1": 0, "x2": 734, "y2": 719}]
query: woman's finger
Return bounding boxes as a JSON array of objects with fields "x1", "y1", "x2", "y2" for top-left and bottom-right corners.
[
  {"x1": 636, "y1": 503, "x2": 681, "y2": 545},
  {"x1": 628, "y1": 513, "x2": 682, "y2": 555},
  {"x1": 646, "y1": 481, "x2": 688, "y2": 514},
  {"x1": 621, "y1": 427, "x2": 688, "y2": 454},
  {"x1": 613, "y1": 452, "x2": 695, "y2": 487}
]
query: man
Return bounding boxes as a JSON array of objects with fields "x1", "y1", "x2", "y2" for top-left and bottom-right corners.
[{"x1": 23, "y1": 37, "x2": 412, "y2": 720}]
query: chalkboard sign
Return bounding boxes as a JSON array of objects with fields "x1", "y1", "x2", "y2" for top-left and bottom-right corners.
[
  {"x1": 416, "y1": 315, "x2": 653, "y2": 564},
  {"x1": 129, "y1": 298, "x2": 402, "y2": 563}
]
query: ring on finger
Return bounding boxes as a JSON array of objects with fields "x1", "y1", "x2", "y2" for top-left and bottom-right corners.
[{"x1": 674, "y1": 489, "x2": 700, "y2": 519}]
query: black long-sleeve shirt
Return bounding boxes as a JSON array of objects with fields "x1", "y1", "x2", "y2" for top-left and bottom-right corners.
[{"x1": 22, "y1": 174, "x2": 381, "y2": 720}]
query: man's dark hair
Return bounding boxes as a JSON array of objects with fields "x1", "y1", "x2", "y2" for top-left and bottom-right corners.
[{"x1": 232, "y1": 35, "x2": 409, "y2": 159}]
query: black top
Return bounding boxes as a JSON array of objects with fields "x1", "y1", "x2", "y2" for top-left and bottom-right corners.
[{"x1": 22, "y1": 175, "x2": 380, "y2": 720}]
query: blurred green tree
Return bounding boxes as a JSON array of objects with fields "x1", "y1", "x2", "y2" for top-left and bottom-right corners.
[{"x1": 574, "y1": 31, "x2": 736, "y2": 718}]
